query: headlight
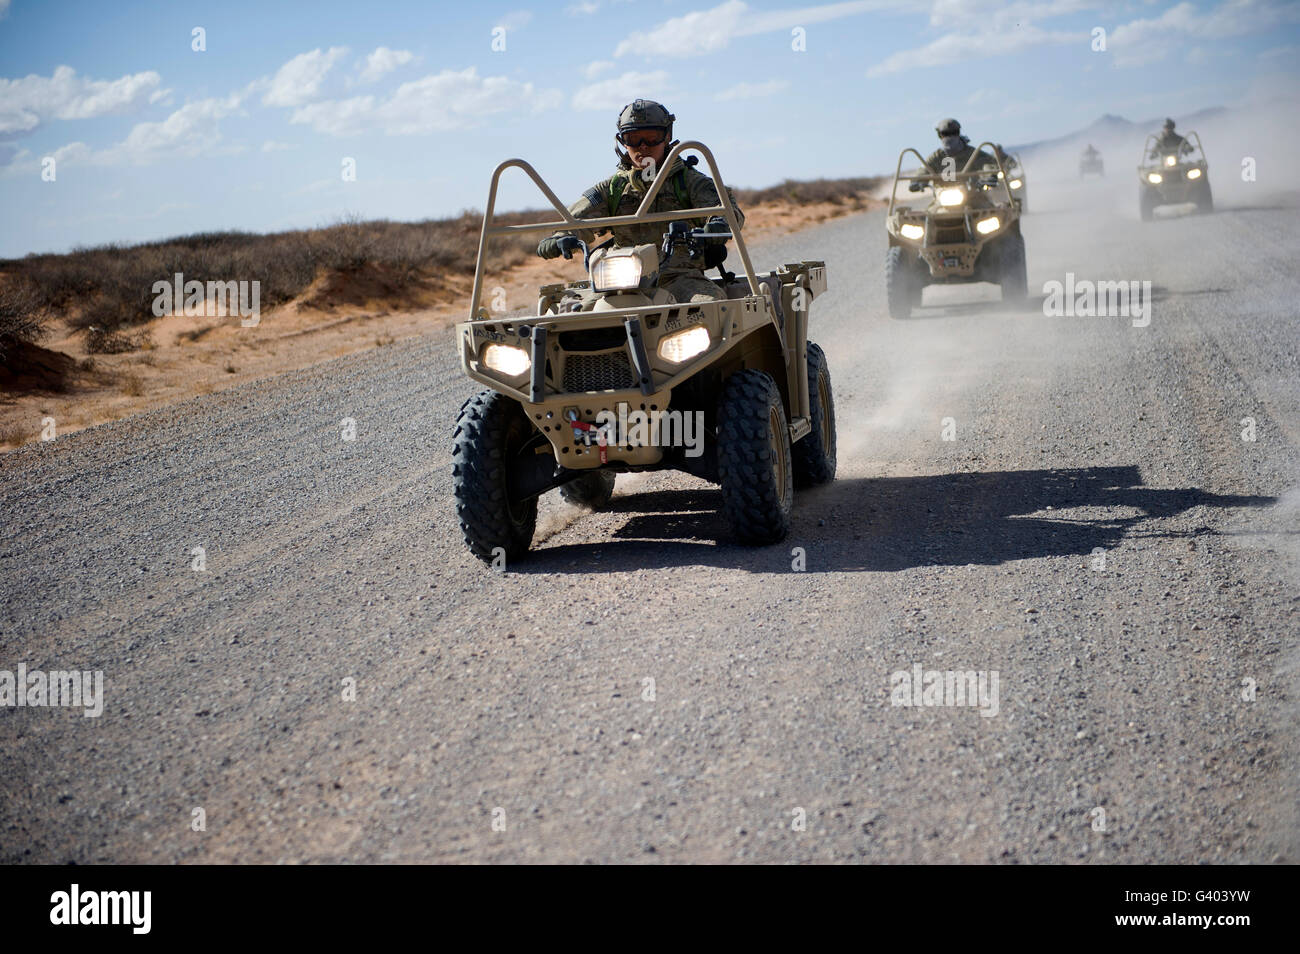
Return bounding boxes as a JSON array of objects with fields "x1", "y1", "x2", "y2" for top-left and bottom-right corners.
[
  {"x1": 1147, "y1": 173, "x2": 1163, "y2": 184},
  {"x1": 1009, "y1": 179, "x2": 1022, "y2": 189},
  {"x1": 481, "y1": 343, "x2": 531, "y2": 376},
  {"x1": 996, "y1": 170, "x2": 1005, "y2": 179},
  {"x1": 937, "y1": 187, "x2": 965, "y2": 207},
  {"x1": 1187, "y1": 168, "x2": 1201, "y2": 179},
  {"x1": 658, "y1": 325, "x2": 710, "y2": 364},
  {"x1": 900, "y1": 223, "x2": 925, "y2": 241},
  {"x1": 591, "y1": 255, "x2": 643, "y2": 292},
  {"x1": 975, "y1": 216, "x2": 1000, "y2": 235},
  {"x1": 1164, "y1": 155, "x2": 1177, "y2": 167}
]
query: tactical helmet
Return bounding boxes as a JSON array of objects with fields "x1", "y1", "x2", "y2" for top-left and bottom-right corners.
[
  {"x1": 936, "y1": 117, "x2": 961, "y2": 138},
  {"x1": 1163, "y1": 117, "x2": 1176, "y2": 130},
  {"x1": 617, "y1": 99, "x2": 675, "y2": 143}
]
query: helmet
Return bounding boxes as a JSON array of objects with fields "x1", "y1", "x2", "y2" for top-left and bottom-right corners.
[
  {"x1": 617, "y1": 99, "x2": 675, "y2": 143},
  {"x1": 936, "y1": 117, "x2": 961, "y2": 138},
  {"x1": 1163, "y1": 117, "x2": 1176, "y2": 130}
]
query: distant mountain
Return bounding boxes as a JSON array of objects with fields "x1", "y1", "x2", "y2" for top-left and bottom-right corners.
[{"x1": 1007, "y1": 106, "x2": 1228, "y2": 155}]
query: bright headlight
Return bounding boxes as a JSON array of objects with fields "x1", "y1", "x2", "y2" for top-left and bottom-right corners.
[
  {"x1": 900, "y1": 223, "x2": 925, "y2": 241},
  {"x1": 1187, "y1": 168, "x2": 1202, "y2": 179},
  {"x1": 1148, "y1": 173, "x2": 1163, "y2": 184},
  {"x1": 976, "y1": 216, "x2": 1001, "y2": 235},
  {"x1": 937, "y1": 187, "x2": 965, "y2": 207},
  {"x1": 657, "y1": 325, "x2": 710, "y2": 364},
  {"x1": 1164, "y1": 155, "x2": 1177, "y2": 167},
  {"x1": 481, "y1": 343, "x2": 531, "y2": 376},
  {"x1": 1009, "y1": 179, "x2": 1023, "y2": 189},
  {"x1": 591, "y1": 255, "x2": 643, "y2": 292}
]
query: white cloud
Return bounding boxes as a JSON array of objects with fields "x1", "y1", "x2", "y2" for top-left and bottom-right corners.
[
  {"x1": 0, "y1": 1, "x2": 10, "y2": 20},
  {"x1": 0, "y1": 65, "x2": 162, "y2": 136},
  {"x1": 714, "y1": 79, "x2": 788, "y2": 101},
  {"x1": 97, "y1": 95, "x2": 242, "y2": 165},
  {"x1": 358, "y1": 47, "x2": 414, "y2": 84},
  {"x1": 572, "y1": 70, "x2": 672, "y2": 111},
  {"x1": 262, "y1": 140, "x2": 293, "y2": 152},
  {"x1": 615, "y1": 0, "x2": 900, "y2": 58},
  {"x1": 497, "y1": 10, "x2": 534, "y2": 31},
  {"x1": 867, "y1": 24, "x2": 1080, "y2": 76},
  {"x1": 1109, "y1": 0, "x2": 1300, "y2": 67},
  {"x1": 584, "y1": 60, "x2": 615, "y2": 79},
  {"x1": 262, "y1": 47, "x2": 348, "y2": 107},
  {"x1": 291, "y1": 68, "x2": 562, "y2": 136},
  {"x1": 566, "y1": 0, "x2": 602, "y2": 12}
]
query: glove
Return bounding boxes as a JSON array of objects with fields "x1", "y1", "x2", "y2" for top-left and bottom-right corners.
[
  {"x1": 704, "y1": 216, "x2": 729, "y2": 234},
  {"x1": 908, "y1": 181, "x2": 925, "y2": 193},
  {"x1": 538, "y1": 235, "x2": 581, "y2": 260}
]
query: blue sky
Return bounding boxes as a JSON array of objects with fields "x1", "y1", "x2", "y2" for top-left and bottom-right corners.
[{"x1": 1, "y1": 0, "x2": 1298, "y2": 257}]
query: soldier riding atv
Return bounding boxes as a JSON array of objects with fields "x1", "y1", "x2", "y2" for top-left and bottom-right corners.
[
  {"x1": 1079, "y1": 144, "x2": 1104, "y2": 178},
  {"x1": 1138, "y1": 118, "x2": 1211, "y2": 219},
  {"x1": 451, "y1": 117, "x2": 836, "y2": 563},
  {"x1": 884, "y1": 119, "x2": 1027, "y2": 319}
]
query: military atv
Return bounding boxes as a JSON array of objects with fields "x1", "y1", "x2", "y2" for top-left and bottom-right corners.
[
  {"x1": 1138, "y1": 131, "x2": 1211, "y2": 220},
  {"x1": 451, "y1": 141, "x2": 836, "y2": 563},
  {"x1": 1079, "y1": 147, "x2": 1104, "y2": 178},
  {"x1": 884, "y1": 143, "x2": 1027, "y2": 320}
]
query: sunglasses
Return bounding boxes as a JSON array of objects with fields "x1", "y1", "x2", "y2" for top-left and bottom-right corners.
[{"x1": 622, "y1": 131, "x2": 666, "y2": 149}]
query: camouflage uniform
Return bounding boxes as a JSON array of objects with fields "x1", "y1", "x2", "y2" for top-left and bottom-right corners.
[
  {"x1": 925, "y1": 142, "x2": 997, "y2": 178},
  {"x1": 1151, "y1": 130, "x2": 1189, "y2": 157},
  {"x1": 547, "y1": 157, "x2": 744, "y2": 304}
]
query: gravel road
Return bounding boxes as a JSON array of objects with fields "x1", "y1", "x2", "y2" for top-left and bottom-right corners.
[{"x1": 2, "y1": 186, "x2": 1297, "y2": 863}]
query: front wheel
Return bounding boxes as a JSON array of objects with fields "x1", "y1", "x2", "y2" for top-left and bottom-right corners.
[
  {"x1": 793, "y1": 341, "x2": 836, "y2": 487},
  {"x1": 999, "y1": 231, "x2": 1028, "y2": 302},
  {"x1": 559, "y1": 470, "x2": 616, "y2": 509},
  {"x1": 886, "y1": 245, "x2": 920, "y2": 319},
  {"x1": 717, "y1": 370, "x2": 793, "y2": 545},
  {"x1": 1195, "y1": 180, "x2": 1214, "y2": 213},
  {"x1": 1139, "y1": 187, "x2": 1156, "y2": 221},
  {"x1": 452, "y1": 390, "x2": 538, "y2": 563}
]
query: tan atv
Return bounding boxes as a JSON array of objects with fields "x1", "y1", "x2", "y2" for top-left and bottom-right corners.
[
  {"x1": 884, "y1": 143, "x2": 1026, "y2": 320},
  {"x1": 1138, "y1": 131, "x2": 1211, "y2": 220},
  {"x1": 452, "y1": 141, "x2": 836, "y2": 563}
]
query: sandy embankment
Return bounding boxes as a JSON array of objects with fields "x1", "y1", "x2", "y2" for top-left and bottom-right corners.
[{"x1": 0, "y1": 197, "x2": 874, "y2": 450}]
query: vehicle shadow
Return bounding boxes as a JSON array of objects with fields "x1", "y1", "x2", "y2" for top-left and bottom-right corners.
[{"x1": 519, "y1": 465, "x2": 1276, "y2": 574}]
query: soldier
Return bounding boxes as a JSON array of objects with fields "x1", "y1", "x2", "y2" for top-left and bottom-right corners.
[
  {"x1": 1150, "y1": 118, "x2": 1190, "y2": 158},
  {"x1": 536, "y1": 99, "x2": 743, "y2": 304},
  {"x1": 925, "y1": 118, "x2": 995, "y2": 177},
  {"x1": 1083, "y1": 143, "x2": 1099, "y2": 158}
]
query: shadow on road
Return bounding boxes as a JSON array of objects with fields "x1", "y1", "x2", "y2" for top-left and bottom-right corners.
[{"x1": 520, "y1": 465, "x2": 1275, "y2": 574}]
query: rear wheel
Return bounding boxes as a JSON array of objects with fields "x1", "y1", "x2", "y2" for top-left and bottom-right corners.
[
  {"x1": 452, "y1": 390, "x2": 538, "y2": 563},
  {"x1": 1139, "y1": 187, "x2": 1156, "y2": 221},
  {"x1": 999, "y1": 231, "x2": 1027, "y2": 302},
  {"x1": 717, "y1": 370, "x2": 793, "y2": 545},
  {"x1": 793, "y1": 341, "x2": 836, "y2": 487},
  {"x1": 886, "y1": 245, "x2": 919, "y2": 319},
  {"x1": 559, "y1": 470, "x2": 616, "y2": 509}
]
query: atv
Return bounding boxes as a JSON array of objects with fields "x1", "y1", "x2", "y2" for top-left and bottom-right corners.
[
  {"x1": 1079, "y1": 148, "x2": 1104, "y2": 178},
  {"x1": 451, "y1": 141, "x2": 836, "y2": 563},
  {"x1": 884, "y1": 142, "x2": 1027, "y2": 320},
  {"x1": 1138, "y1": 131, "x2": 1211, "y2": 220}
]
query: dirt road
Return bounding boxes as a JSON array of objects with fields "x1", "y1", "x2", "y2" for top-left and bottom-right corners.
[{"x1": 2, "y1": 187, "x2": 1297, "y2": 863}]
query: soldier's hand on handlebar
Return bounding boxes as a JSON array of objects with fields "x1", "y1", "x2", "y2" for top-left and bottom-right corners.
[
  {"x1": 908, "y1": 181, "x2": 925, "y2": 192},
  {"x1": 537, "y1": 235, "x2": 582, "y2": 260}
]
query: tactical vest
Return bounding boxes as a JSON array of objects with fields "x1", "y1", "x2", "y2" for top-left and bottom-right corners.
[{"x1": 607, "y1": 169, "x2": 691, "y2": 217}]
